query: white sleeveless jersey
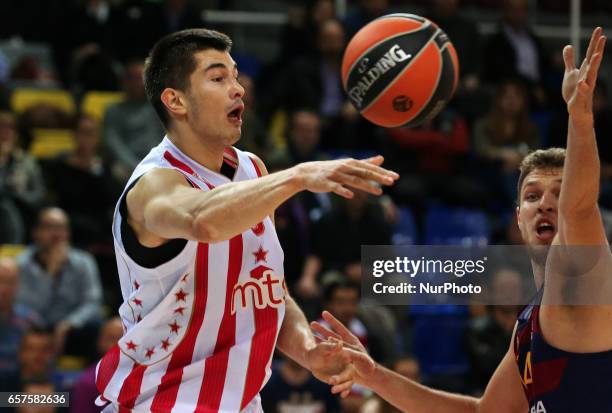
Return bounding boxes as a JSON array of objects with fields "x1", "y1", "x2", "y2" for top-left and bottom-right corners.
[{"x1": 96, "y1": 137, "x2": 286, "y2": 413}]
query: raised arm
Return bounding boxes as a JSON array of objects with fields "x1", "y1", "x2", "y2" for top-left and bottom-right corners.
[
  {"x1": 126, "y1": 155, "x2": 398, "y2": 245},
  {"x1": 557, "y1": 27, "x2": 608, "y2": 246},
  {"x1": 313, "y1": 311, "x2": 527, "y2": 413}
]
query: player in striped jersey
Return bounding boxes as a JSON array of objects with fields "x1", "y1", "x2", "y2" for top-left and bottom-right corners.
[
  {"x1": 315, "y1": 27, "x2": 612, "y2": 413},
  {"x1": 95, "y1": 29, "x2": 399, "y2": 412}
]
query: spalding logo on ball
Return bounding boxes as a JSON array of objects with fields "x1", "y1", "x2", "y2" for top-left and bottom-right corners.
[{"x1": 341, "y1": 13, "x2": 459, "y2": 128}]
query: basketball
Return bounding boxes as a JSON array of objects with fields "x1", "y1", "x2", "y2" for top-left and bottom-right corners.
[{"x1": 341, "y1": 13, "x2": 460, "y2": 128}]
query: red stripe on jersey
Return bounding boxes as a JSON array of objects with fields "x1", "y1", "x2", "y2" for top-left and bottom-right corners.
[
  {"x1": 240, "y1": 266, "x2": 279, "y2": 410},
  {"x1": 150, "y1": 243, "x2": 210, "y2": 412},
  {"x1": 117, "y1": 363, "x2": 147, "y2": 409},
  {"x1": 195, "y1": 235, "x2": 243, "y2": 412},
  {"x1": 249, "y1": 156, "x2": 263, "y2": 177},
  {"x1": 164, "y1": 150, "x2": 214, "y2": 190},
  {"x1": 96, "y1": 344, "x2": 120, "y2": 396}
]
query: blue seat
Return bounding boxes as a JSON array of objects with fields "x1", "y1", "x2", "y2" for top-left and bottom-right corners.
[
  {"x1": 424, "y1": 206, "x2": 490, "y2": 245},
  {"x1": 392, "y1": 206, "x2": 418, "y2": 245}
]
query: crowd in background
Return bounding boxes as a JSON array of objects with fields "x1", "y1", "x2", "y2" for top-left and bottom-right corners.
[{"x1": 1, "y1": 0, "x2": 612, "y2": 412}]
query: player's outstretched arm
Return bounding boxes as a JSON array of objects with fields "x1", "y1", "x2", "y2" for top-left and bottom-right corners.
[
  {"x1": 312, "y1": 312, "x2": 527, "y2": 413},
  {"x1": 127, "y1": 155, "x2": 398, "y2": 245},
  {"x1": 557, "y1": 27, "x2": 608, "y2": 246}
]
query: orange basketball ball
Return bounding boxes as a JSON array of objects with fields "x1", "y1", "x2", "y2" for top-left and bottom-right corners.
[{"x1": 341, "y1": 13, "x2": 459, "y2": 128}]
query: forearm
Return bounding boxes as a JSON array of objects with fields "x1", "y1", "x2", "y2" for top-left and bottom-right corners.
[
  {"x1": 365, "y1": 364, "x2": 478, "y2": 413},
  {"x1": 276, "y1": 296, "x2": 316, "y2": 369},
  {"x1": 190, "y1": 167, "x2": 303, "y2": 243},
  {"x1": 560, "y1": 118, "x2": 600, "y2": 215}
]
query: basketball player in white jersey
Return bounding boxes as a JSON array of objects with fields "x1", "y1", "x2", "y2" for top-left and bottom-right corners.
[{"x1": 95, "y1": 29, "x2": 399, "y2": 412}]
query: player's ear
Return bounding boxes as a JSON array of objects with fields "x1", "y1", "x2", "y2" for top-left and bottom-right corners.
[
  {"x1": 161, "y1": 88, "x2": 188, "y2": 119},
  {"x1": 515, "y1": 205, "x2": 522, "y2": 228}
]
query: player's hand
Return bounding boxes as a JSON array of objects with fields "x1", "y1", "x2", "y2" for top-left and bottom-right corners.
[
  {"x1": 305, "y1": 336, "x2": 355, "y2": 397},
  {"x1": 295, "y1": 156, "x2": 399, "y2": 199},
  {"x1": 311, "y1": 311, "x2": 376, "y2": 390},
  {"x1": 562, "y1": 27, "x2": 606, "y2": 125}
]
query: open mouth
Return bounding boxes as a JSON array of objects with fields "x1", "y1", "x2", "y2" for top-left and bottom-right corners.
[
  {"x1": 227, "y1": 104, "x2": 244, "y2": 124},
  {"x1": 535, "y1": 219, "x2": 555, "y2": 240}
]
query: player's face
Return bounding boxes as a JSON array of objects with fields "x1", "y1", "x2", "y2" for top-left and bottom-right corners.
[
  {"x1": 186, "y1": 50, "x2": 245, "y2": 146},
  {"x1": 516, "y1": 168, "x2": 562, "y2": 246}
]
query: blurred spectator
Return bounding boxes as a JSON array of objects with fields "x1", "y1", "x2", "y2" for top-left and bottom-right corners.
[
  {"x1": 0, "y1": 258, "x2": 43, "y2": 374},
  {"x1": 103, "y1": 59, "x2": 164, "y2": 182},
  {"x1": 0, "y1": 328, "x2": 55, "y2": 393},
  {"x1": 319, "y1": 278, "x2": 369, "y2": 346},
  {"x1": 72, "y1": 46, "x2": 121, "y2": 93},
  {"x1": 16, "y1": 207, "x2": 103, "y2": 354},
  {"x1": 426, "y1": 0, "x2": 488, "y2": 125},
  {"x1": 482, "y1": 0, "x2": 551, "y2": 105},
  {"x1": 473, "y1": 79, "x2": 540, "y2": 204},
  {"x1": 10, "y1": 56, "x2": 54, "y2": 85},
  {"x1": 386, "y1": 108, "x2": 487, "y2": 212},
  {"x1": 297, "y1": 191, "x2": 392, "y2": 299},
  {"x1": 0, "y1": 111, "x2": 46, "y2": 244},
  {"x1": 234, "y1": 73, "x2": 273, "y2": 158},
  {"x1": 361, "y1": 356, "x2": 420, "y2": 413},
  {"x1": 548, "y1": 80, "x2": 612, "y2": 209},
  {"x1": 261, "y1": 354, "x2": 341, "y2": 413},
  {"x1": 45, "y1": 115, "x2": 118, "y2": 248},
  {"x1": 465, "y1": 268, "x2": 523, "y2": 393},
  {"x1": 427, "y1": 0, "x2": 482, "y2": 93},
  {"x1": 16, "y1": 376, "x2": 57, "y2": 413},
  {"x1": 70, "y1": 317, "x2": 123, "y2": 413},
  {"x1": 278, "y1": 0, "x2": 336, "y2": 62},
  {"x1": 343, "y1": 0, "x2": 390, "y2": 39},
  {"x1": 274, "y1": 19, "x2": 358, "y2": 149}
]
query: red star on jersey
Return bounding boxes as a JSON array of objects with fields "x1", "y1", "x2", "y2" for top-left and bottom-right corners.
[
  {"x1": 145, "y1": 347, "x2": 156, "y2": 359},
  {"x1": 174, "y1": 306, "x2": 186, "y2": 316},
  {"x1": 132, "y1": 298, "x2": 143, "y2": 307},
  {"x1": 126, "y1": 341, "x2": 138, "y2": 351},
  {"x1": 160, "y1": 338, "x2": 171, "y2": 351},
  {"x1": 169, "y1": 320, "x2": 181, "y2": 334},
  {"x1": 181, "y1": 273, "x2": 189, "y2": 282},
  {"x1": 253, "y1": 245, "x2": 268, "y2": 263},
  {"x1": 175, "y1": 289, "x2": 188, "y2": 302},
  {"x1": 133, "y1": 280, "x2": 140, "y2": 290}
]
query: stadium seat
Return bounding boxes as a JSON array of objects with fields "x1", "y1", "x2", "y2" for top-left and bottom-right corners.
[
  {"x1": 11, "y1": 88, "x2": 75, "y2": 114},
  {"x1": 29, "y1": 129, "x2": 75, "y2": 158},
  {"x1": 81, "y1": 91, "x2": 125, "y2": 120},
  {"x1": 392, "y1": 206, "x2": 418, "y2": 245},
  {"x1": 424, "y1": 206, "x2": 490, "y2": 245},
  {"x1": 0, "y1": 244, "x2": 26, "y2": 258}
]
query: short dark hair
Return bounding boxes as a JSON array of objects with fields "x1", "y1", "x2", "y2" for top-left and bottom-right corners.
[
  {"x1": 323, "y1": 278, "x2": 361, "y2": 303},
  {"x1": 144, "y1": 29, "x2": 232, "y2": 129},
  {"x1": 517, "y1": 148, "x2": 566, "y2": 202}
]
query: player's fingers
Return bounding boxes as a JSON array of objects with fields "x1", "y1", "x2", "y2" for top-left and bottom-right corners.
[
  {"x1": 563, "y1": 45, "x2": 575, "y2": 71},
  {"x1": 316, "y1": 339, "x2": 343, "y2": 354},
  {"x1": 311, "y1": 321, "x2": 343, "y2": 341},
  {"x1": 342, "y1": 164, "x2": 396, "y2": 187},
  {"x1": 330, "y1": 366, "x2": 354, "y2": 386},
  {"x1": 362, "y1": 155, "x2": 384, "y2": 166},
  {"x1": 331, "y1": 380, "x2": 354, "y2": 395},
  {"x1": 336, "y1": 171, "x2": 383, "y2": 195},
  {"x1": 356, "y1": 159, "x2": 400, "y2": 181},
  {"x1": 322, "y1": 311, "x2": 360, "y2": 344},
  {"x1": 586, "y1": 51, "x2": 604, "y2": 87},
  {"x1": 586, "y1": 27, "x2": 602, "y2": 62},
  {"x1": 340, "y1": 390, "x2": 351, "y2": 399},
  {"x1": 342, "y1": 347, "x2": 376, "y2": 372},
  {"x1": 328, "y1": 182, "x2": 354, "y2": 199}
]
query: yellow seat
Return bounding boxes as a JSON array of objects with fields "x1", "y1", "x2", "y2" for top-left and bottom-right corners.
[
  {"x1": 0, "y1": 244, "x2": 26, "y2": 258},
  {"x1": 11, "y1": 88, "x2": 75, "y2": 115},
  {"x1": 29, "y1": 128, "x2": 75, "y2": 159},
  {"x1": 81, "y1": 91, "x2": 125, "y2": 120}
]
